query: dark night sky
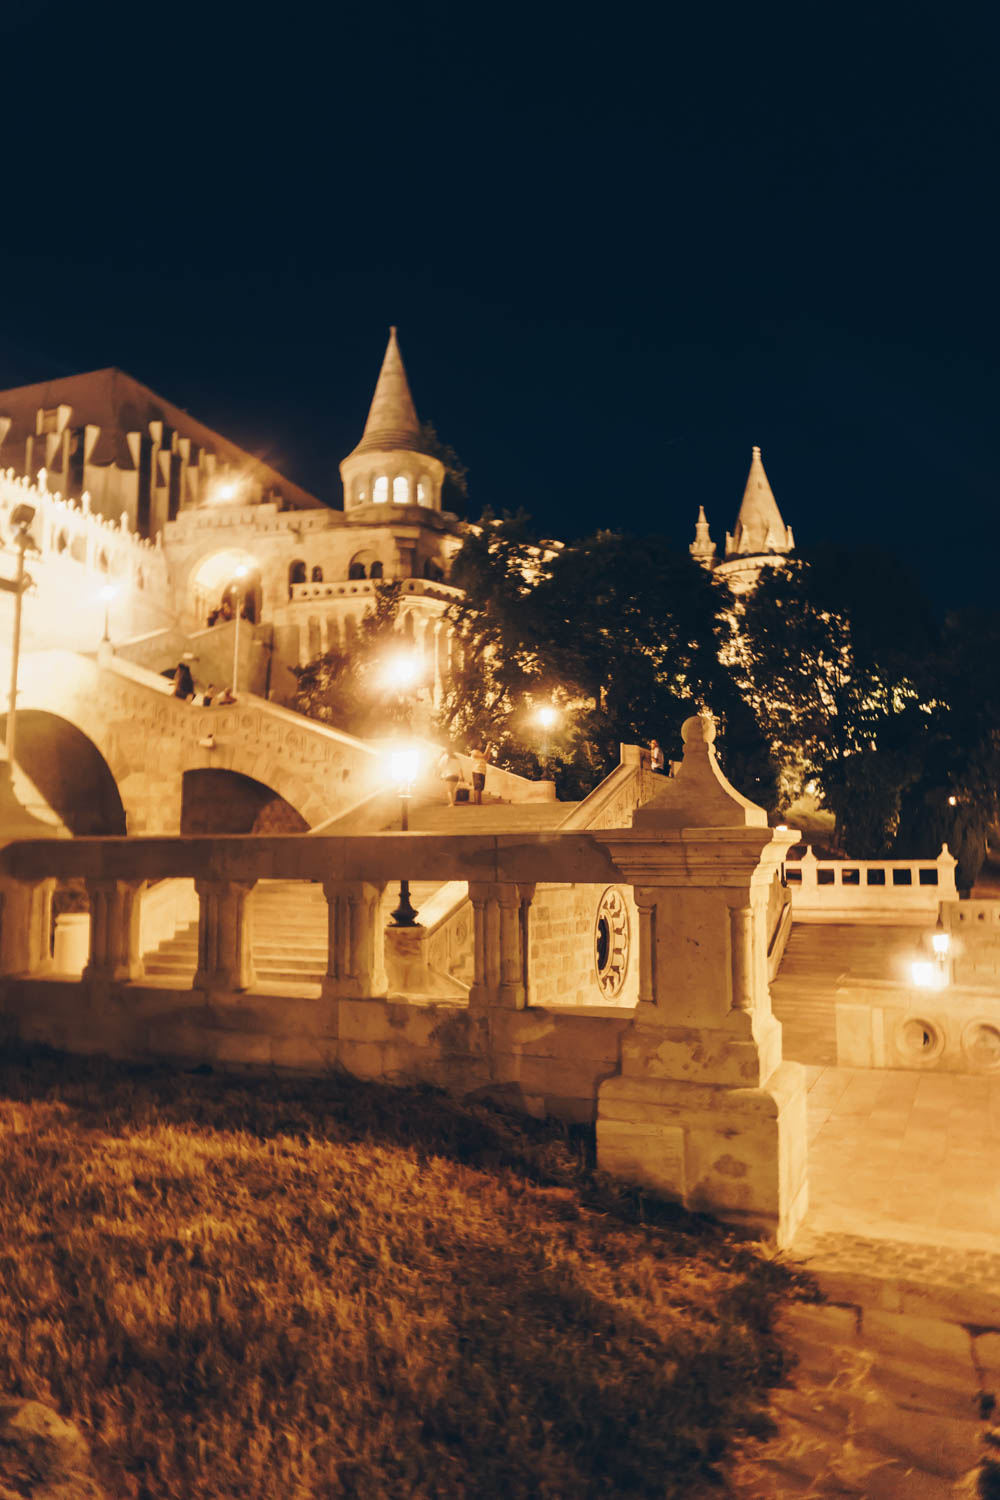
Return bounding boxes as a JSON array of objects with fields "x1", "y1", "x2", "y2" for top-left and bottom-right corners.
[{"x1": 1, "y1": 0, "x2": 996, "y2": 612}]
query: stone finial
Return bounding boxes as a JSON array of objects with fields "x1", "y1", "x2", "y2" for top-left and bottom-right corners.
[{"x1": 631, "y1": 710, "x2": 768, "y2": 828}]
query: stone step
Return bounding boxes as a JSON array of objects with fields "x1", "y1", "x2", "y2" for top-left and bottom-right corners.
[{"x1": 409, "y1": 804, "x2": 578, "y2": 832}]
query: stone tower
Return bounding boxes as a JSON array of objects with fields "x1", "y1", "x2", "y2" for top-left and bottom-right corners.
[
  {"x1": 695, "y1": 446, "x2": 795, "y2": 594},
  {"x1": 339, "y1": 327, "x2": 446, "y2": 515}
]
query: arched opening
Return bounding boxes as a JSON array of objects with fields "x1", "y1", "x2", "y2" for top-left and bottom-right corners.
[
  {"x1": 348, "y1": 550, "x2": 378, "y2": 580},
  {"x1": 190, "y1": 548, "x2": 262, "y2": 626},
  {"x1": 311, "y1": 565, "x2": 324, "y2": 582},
  {"x1": 393, "y1": 476, "x2": 409, "y2": 505},
  {"x1": 289, "y1": 559, "x2": 307, "y2": 589},
  {"x1": 370, "y1": 560, "x2": 384, "y2": 579},
  {"x1": 423, "y1": 557, "x2": 444, "y2": 581},
  {"x1": 373, "y1": 476, "x2": 388, "y2": 504},
  {"x1": 0, "y1": 711, "x2": 127, "y2": 835},
  {"x1": 181, "y1": 769, "x2": 310, "y2": 834}
]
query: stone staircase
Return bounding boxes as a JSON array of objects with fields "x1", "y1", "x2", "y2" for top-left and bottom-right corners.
[
  {"x1": 143, "y1": 877, "x2": 445, "y2": 989},
  {"x1": 408, "y1": 802, "x2": 579, "y2": 833},
  {"x1": 771, "y1": 922, "x2": 925, "y2": 1067}
]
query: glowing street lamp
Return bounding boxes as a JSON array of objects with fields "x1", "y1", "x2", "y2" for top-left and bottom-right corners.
[
  {"x1": 387, "y1": 743, "x2": 421, "y2": 926},
  {"x1": 99, "y1": 582, "x2": 119, "y2": 643},
  {"x1": 534, "y1": 702, "x2": 559, "y2": 771},
  {"x1": 381, "y1": 651, "x2": 424, "y2": 694},
  {"x1": 230, "y1": 564, "x2": 250, "y2": 697}
]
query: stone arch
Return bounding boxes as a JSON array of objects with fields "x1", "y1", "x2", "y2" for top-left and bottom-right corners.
[
  {"x1": 0, "y1": 710, "x2": 127, "y2": 835},
  {"x1": 181, "y1": 769, "x2": 311, "y2": 834},
  {"x1": 187, "y1": 547, "x2": 262, "y2": 625},
  {"x1": 348, "y1": 549, "x2": 378, "y2": 580},
  {"x1": 289, "y1": 559, "x2": 307, "y2": 590}
]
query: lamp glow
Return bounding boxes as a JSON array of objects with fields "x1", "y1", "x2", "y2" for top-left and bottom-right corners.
[
  {"x1": 911, "y1": 960, "x2": 935, "y2": 988},
  {"x1": 388, "y1": 745, "x2": 421, "y2": 794},
  {"x1": 931, "y1": 930, "x2": 950, "y2": 957},
  {"x1": 382, "y1": 653, "x2": 423, "y2": 692},
  {"x1": 536, "y1": 705, "x2": 558, "y2": 730}
]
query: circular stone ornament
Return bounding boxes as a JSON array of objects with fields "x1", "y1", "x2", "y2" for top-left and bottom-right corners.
[
  {"x1": 962, "y1": 1020, "x2": 1000, "y2": 1071},
  {"x1": 894, "y1": 1016, "x2": 945, "y2": 1065},
  {"x1": 594, "y1": 886, "x2": 630, "y2": 999}
]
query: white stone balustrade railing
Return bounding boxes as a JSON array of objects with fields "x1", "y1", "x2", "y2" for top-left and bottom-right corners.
[
  {"x1": 289, "y1": 578, "x2": 461, "y2": 604},
  {"x1": 0, "y1": 468, "x2": 169, "y2": 597},
  {"x1": 784, "y1": 844, "x2": 957, "y2": 919}
]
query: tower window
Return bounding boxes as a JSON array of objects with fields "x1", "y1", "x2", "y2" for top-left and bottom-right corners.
[
  {"x1": 417, "y1": 479, "x2": 428, "y2": 505},
  {"x1": 373, "y1": 476, "x2": 388, "y2": 504},
  {"x1": 393, "y1": 476, "x2": 409, "y2": 505},
  {"x1": 311, "y1": 565, "x2": 324, "y2": 582},
  {"x1": 370, "y1": 560, "x2": 383, "y2": 579}
]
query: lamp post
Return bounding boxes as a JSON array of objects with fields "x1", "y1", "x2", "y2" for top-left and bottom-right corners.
[
  {"x1": 535, "y1": 703, "x2": 558, "y2": 773},
  {"x1": 231, "y1": 563, "x2": 250, "y2": 697},
  {"x1": 388, "y1": 745, "x2": 420, "y2": 926},
  {"x1": 99, "y1": 582, "x2": 118, "y2": 643},
  {"x1": 1, "y1": 504, "x2": 38, "y2": 763}
]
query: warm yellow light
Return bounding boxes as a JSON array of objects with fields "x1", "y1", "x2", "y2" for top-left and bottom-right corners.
[
  {"x1": 387, "y1": 745, "x2": 421, "y2": 792},
  {"x1": 382, "y1": 652, "x2": 423, "y2": 691},
  {"x1": 99, "y1": 583, "x2": 118, "y2": 604},
  {"x1": 911, "y1": 960, "x2": 934, "y2": 987},
  {"x1": 536, "y1": 705, "x2": 558, "y2": 730},
  {"x1": 232, "y1": 564, "x2": 250, "y2": 584},
  {"x1": 947, "y1": 795, "x2": 957, "y2": 807},
  {"x1": 775, "y1": 824, "x2": 788, "y2": 831},
  {"x1": 215, "y1": 481, "x2": 239, "y2": 502},
  {"x1": 931, "y1": 930, "x2": 951, "y2": 957}
]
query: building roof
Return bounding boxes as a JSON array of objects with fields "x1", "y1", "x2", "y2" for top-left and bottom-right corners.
[
  {"x1": 0, "y1": 366, "x2": 323, "y2": 510},
  {"x1": 347, "y1": 327, "x2": 430, "y2": 458},
  {"x1": 727, "y1": 445, "x2": 790, "y2": 556}
]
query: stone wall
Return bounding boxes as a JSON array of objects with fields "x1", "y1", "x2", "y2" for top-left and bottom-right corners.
[{"x1": 529, "y1": 883, "x2": 638, "y2": 1008}]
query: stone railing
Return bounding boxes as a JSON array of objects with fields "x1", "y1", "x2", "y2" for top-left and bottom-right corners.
[
  {"x1": 784, "y1": 844, "x2": 957, "y2": 919},
  {"x1": 289, "y1": 577, "x2": 461, "y2": 605},
  {"x1": 0, "y1": 468, "x2": 169, "y2": 596},
  {"x1": 0, "y1": 717, "x2": 810, "y2": 1244}
]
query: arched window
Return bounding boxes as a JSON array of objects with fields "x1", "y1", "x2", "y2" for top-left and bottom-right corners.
[
  {"x1": 373, "y1": 476, "x2": 388, "y2": 504},
  {"x1": 288, "y1": 559, "x2": 307, "y2": 595},
  {"x1": 417, "y1": 479, "x2": 428, "y2": 506},
  {"x1": 353, "y1": 479, "x2": 367, "y2": 506},
  {"x1": 348, "y1": 561, "x2": 366, "y2": 580},
  {"x1": 348, "y1": 550, "x2": 377, "y2": 580},
  {"x1": 423, "y1": 557, "x2": 443, "y2": 582},
  {"x1": 393, "y1": 476, "x2": 409, "y2": 505},
  {"x1": 311, "y1": 565, "x2": 324, "y2": 582},
  {"x1": 370, "y1": 560, "x2": 383, "y2": 579}
]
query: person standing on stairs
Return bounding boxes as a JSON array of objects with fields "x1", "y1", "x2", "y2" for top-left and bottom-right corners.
[
  {"x1": 469, "y1": 743, "x2": 489, "y2": 805},
  {"x1": 437, "y1": 748, "x2": 462, "y2": 805}
]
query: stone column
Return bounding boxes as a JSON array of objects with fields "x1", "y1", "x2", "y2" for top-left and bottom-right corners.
[
  {"x1": 321, "y1": 880, "x2": 387, "y2": 999},
  {"x1": 194, "y1": 879, "x2": 256, "y2": 992},
  {"x1": 468, "y1": 882, "x2": 533, "y2": 1011},
  {"x1": 83, "y1": 878, "x2": 144, "y2": 982},
  {"x1": 0, "y1": 877, "x2": 54, "y2": 976},
  {"x1": 596, "y1": 713, "x2": 808, "y2": 1245}
]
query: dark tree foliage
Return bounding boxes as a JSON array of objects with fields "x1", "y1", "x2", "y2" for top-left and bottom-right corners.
[
  {"x1": 734, "y1": 546, "x2": 939, "y2": 851},
  {"x1": 419, "y1": 421, "x2": 469, "y2": 517},
  {"x1": 437, "y1": 517, "x2": 778, "y2": 802}
]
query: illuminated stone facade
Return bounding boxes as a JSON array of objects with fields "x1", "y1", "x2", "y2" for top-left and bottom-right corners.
[{"x1": 0, "y1": 330, "x2": 462, "y2": 702}]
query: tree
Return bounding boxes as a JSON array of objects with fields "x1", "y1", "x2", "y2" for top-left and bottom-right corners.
[
  {"x1": 733, "y1": 547, "x2": 938, "y2": 849},
  {"x1": 419, "y1": 421, "x2": 469, "y2": 516}
]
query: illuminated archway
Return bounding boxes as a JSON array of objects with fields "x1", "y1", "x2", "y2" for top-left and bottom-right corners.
[
  {"x1": 0, "y1": 710, "x2": 127, "y2": 835},
  {"x1": 189, "y1": 548, "x2": 262, "y2": 626}
]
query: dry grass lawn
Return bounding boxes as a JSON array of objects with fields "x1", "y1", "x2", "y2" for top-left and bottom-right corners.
[{"x1": 0, "y1": 1046, "x2": 809, "y2": 1498}]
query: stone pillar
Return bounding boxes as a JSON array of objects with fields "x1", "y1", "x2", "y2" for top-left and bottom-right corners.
[
  {"x1": 83, "y1": 878, "x2": 144, "y2": 982},
  {"x1": 468, "y1": 882, "x2": 533, "y2": 1010},
  {"x1": 194, "y1": 879, "x2": 256, "y2": 992},
  {"x1": 0, "y1": 877, "x2": 54, "y2": 976},
  {"x1": 321, "y1": 880, "x2": 387, "y2": 999},
  {"x1": 596, "y1": 714, "x2": 808, "y2": 1245}
]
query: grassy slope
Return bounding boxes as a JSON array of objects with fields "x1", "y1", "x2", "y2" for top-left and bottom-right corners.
[{"x1": 0, "y1": 1048, "x2": 809, "y2": 1499}]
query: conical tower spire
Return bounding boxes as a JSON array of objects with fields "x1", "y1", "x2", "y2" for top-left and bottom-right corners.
[
  {"x1": 689, "y1": 504, "x2": 716, "y2": 567},
  {"x1": 726, "y1": 446, "x2": 791, "y2": 557},
  {"x1": 351, "y1": 326, "x2": 423, "y2": 456}
]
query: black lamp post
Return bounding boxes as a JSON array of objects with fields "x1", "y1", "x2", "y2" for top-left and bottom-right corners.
[
  {"x1": 389, "y1": 745, "x2": 420, "y2": 926},
  {"x1": 1, "y1": 504, "x2": 38, "y2": 762}
]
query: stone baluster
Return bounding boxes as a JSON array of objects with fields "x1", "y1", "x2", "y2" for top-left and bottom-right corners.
[
  {"x1": 83, "y1": 878, "x2": 144, "y2": 982},
  {"x1": 0, "y1": 877, "x2": 54, "y2": 976},
  {"x1": 194, "y1": 879, "x2": 256, "y2": 992},
  {"x1": 729, "y1": 903, "x2": 754, "y2": 1011},
  {"x1": 321, "y1": 880, "x2": 386, "y2": 999},
  {"x1": 469, "y1": 882, "x2": 533, "y2": 1010},
  {"x1": 633, "y1": 891, "x2": 657, "y2": 1007}
]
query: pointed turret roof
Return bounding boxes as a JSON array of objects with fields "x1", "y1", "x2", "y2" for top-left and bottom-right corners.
[
  {"x1": 728, "y1": 446, "x2": 790, "y2": 557},
  {"x1": 348, "y1": 327, "x2": 427, "y2": 458}
]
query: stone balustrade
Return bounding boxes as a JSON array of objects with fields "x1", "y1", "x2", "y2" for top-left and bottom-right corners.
[
  {"x1": 0, "y1": 714, "x2": 810, "y2": 1243},
  {"x1": 289, "y1": 577, "x2": 461, "y2": 604},
  {"x1": 785, "y1": 844, "x2": 957, "y2": 919}
]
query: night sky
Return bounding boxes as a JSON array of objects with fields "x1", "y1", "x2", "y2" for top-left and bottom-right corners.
[{"x1": 1, "y1": 1, "x2": 995, "y2": 613}]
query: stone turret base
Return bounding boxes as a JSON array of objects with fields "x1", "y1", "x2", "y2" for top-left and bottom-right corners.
[{"x1": 596, "y1": 1060, "x2": 809, "y2": 1245}]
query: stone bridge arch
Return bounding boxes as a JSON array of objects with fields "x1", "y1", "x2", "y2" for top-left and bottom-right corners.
[
  {"x1": 14, "y1": 651, "x2": 378, "y2": 835},
  {"x1": 0, "y1": 710, "x2": 127, "y2": 835}
]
